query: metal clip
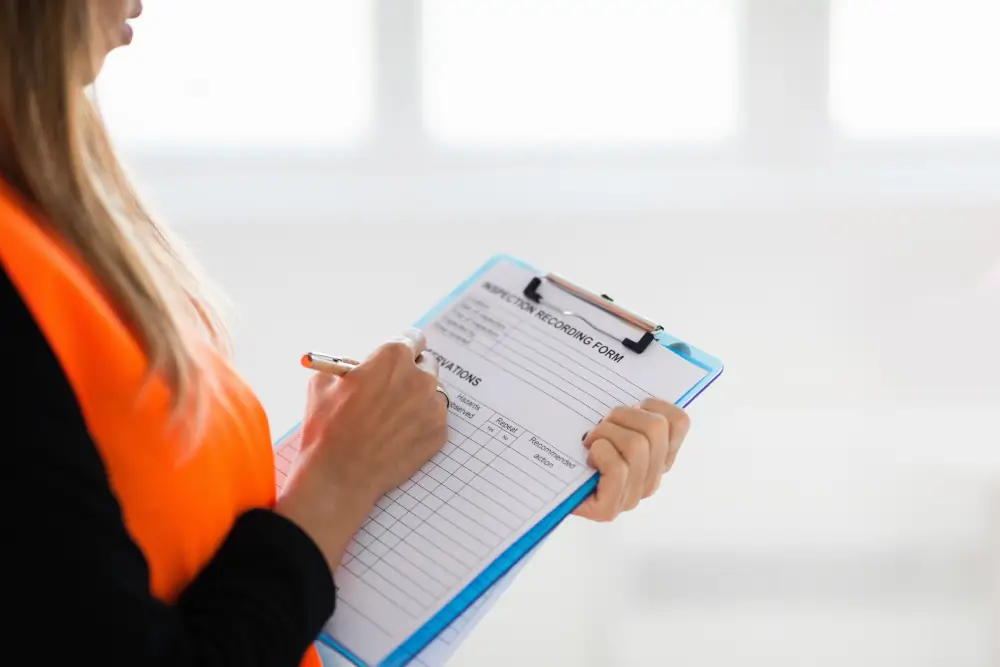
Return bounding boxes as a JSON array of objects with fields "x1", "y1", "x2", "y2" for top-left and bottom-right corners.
[{"x1": 523, "y1": 274, "x2": 663, "y2": 354}]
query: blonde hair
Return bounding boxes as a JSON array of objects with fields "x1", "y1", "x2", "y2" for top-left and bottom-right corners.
[{"x1": 0, "y1": 2, "x2": 230, "y2": 423}]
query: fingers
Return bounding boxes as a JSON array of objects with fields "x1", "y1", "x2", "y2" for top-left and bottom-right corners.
[
  {"x1": 416, "y1": 352, "x2": 449, "y2": 410},
  {"x1": 573, "y1": 439, "x2": 628, "y2": 522},
  {"x1": 367, "y1": 327, "x2": 427, "y2": 364},
  {"x1": 395, "y1": 328, "x2": 427, "y2": 360},
  {"x1": 583, "y1": 420, "x2": 649, "y2": 511},
  {"x1": 574, "y1": 400, "x2": 692, "y2": 522},
  {"x1": 639, "y1": 398, "x2": 690, "y2": 471},
  {"x1": 603, "y1": 406, "x2": 670, "y2": 498},
  {"x1": 307, "y1": 369, "x2": 339, "y2": 394},
  {"x1": 416, "y1": 350, "x2": 440, "y2": 378},
  {"x1": 361, "y1": 328, "x2": 430, "y2": 376}
]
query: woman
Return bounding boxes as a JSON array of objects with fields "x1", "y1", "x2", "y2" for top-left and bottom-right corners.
[{"x1": 2, "y1": 2, "x2": 691, "y2": 666}]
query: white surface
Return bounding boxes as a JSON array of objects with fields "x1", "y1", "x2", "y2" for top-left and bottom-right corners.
[
  {"x1": 422, "y1": 0, "x2": 737, "y2": 146},
  {"x1": 613, "y1": 603, "x2": 995, "y2": 667},
  {"x1": 831, "y1": 0, "x2": 1000, "y2": 137},
  {"x1": 94, "y1": 0, "x2": 372, "y2": 147}
]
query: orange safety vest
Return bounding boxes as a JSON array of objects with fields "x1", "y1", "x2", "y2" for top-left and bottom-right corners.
[{"x1": 0, "y1": 181, "x2": 323, "y2": 667}]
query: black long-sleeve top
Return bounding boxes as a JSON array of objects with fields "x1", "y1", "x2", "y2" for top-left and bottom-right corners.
[{"x1": 3, "y1": 263, "x2": 336, "y2": 666}]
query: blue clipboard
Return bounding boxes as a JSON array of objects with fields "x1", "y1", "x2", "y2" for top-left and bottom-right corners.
[{"x1": 298, "y1": 254, "x2": 724, "y2": 666}]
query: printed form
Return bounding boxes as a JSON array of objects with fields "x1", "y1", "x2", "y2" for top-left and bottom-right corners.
[{"x1": 285, "y1": 259, "x2": 709, "y2": 666}]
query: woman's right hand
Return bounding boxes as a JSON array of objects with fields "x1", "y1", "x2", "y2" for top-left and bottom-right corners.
[{"x1": 275, "y1": 328, "x2": 448, "y2": 571}]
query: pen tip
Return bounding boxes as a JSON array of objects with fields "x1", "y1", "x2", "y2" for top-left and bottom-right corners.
[{"x1": 300, "y1": 353, "x2": 312, "y2": 367}]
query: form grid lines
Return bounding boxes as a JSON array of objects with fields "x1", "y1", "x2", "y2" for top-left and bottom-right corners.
[{"x1": 327, "y1": 386, "x2": 567, "y2": 624}]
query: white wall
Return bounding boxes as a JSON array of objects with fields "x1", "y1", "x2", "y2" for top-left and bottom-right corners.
[{"x1": 159, "y1": 194, "x2": 999, "y2": 667}]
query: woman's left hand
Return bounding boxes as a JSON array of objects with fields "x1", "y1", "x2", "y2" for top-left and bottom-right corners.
[{"x1": 573, "y1": 398, "x2": 690, "y2": 522}]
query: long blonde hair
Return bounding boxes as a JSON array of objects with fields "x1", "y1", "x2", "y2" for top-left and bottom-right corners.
[{"x1": 0, "y1": 2, "x2": 229, "y2": 421}]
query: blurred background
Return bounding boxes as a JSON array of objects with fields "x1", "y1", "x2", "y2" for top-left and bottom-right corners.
[{"x1": 96, "y1": 1, "x2": 998, "y2": 665}]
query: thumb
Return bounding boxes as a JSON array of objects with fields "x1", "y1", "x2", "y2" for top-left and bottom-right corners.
[{"x1": 305, "y1": 372, "x2": 340, "y2": 412}]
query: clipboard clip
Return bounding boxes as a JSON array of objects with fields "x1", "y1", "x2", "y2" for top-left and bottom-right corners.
[{"x1": 523, "y1": 274, "x2": 663, "y2": 354}]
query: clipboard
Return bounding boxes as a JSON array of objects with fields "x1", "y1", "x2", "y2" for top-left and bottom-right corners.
[{"x1": 277, "y1": 254, "x2": 723, "y2": 667}]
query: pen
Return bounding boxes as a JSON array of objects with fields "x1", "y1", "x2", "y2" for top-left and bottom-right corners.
[{"x1": 301, "y1": 352, "x2": 358, "y2": 376}]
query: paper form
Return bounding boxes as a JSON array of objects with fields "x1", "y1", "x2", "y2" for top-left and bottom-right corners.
[
  {"x1": 280, "y1": 429, "x2": 527, "y2": 665},
  {"x1": 279, "y1": 259, "x2": 709, "y2": 666},
  {"x1": 279, "y1": 427, "x2": 522, "y2": 667},
  {"x1": 404, "y1": 535, "x2": 546, "y2": 666}
]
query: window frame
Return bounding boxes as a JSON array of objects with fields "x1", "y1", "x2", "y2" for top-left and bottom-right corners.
[{"x1": 116, "y1": 0, "x2": 1000, "y2": 224}]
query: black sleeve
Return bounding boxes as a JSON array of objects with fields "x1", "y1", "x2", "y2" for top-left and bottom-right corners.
[{"x1": 3, "y1": 263, "x2": 336, "y2": 666}]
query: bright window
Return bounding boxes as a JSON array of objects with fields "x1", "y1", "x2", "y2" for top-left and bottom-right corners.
[
  {"x1": 94, "y1": 0, "x2": 373, "y2": 149},
  {"x1": 422, "y1": 0, "x2": 738, "y2": 147},
  {"x1": 830, "y1": 0, "x2": 1000, "y2": 138}
]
